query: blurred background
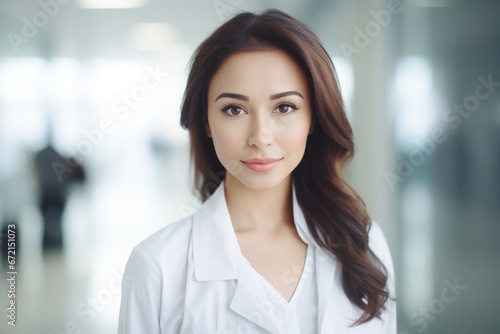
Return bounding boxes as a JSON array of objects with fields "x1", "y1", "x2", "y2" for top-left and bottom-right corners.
[{"x1": 0, "y1": 0, "x2": 499, "y2": 333}]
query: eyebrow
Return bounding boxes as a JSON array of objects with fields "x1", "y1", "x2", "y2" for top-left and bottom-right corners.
[{"x1": 214, "y1": 90, "x2": 304, "y2": 102}]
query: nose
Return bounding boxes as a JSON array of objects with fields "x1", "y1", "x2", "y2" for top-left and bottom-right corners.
[{"x1": 247, "y1": 112, "x2": 274, "y2": 149}]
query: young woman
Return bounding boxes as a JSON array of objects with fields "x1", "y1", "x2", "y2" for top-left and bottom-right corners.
[{"x1": 118, "y1": 9, "x2": 396, "y2": 334}]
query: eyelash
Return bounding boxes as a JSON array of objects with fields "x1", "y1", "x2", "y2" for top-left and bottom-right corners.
[{"x1": 219, "y1": 102, "x2": 299, "y2": 116}]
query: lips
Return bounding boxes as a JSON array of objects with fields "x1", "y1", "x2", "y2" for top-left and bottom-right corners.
[
  {"x1": 241, "y1": 158, "x2": 281, "y2": 164},
  {"x1": 241, "y1": 157, "x2": 282, "y2": 172}
]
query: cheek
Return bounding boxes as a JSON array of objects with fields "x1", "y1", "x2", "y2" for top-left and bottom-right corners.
[
  {"x1": 211, "y1": 127, "x2": 249, "y2": 177},
  {"x1": 277, "y1": 117, "x2": 311, "y2": 150},
  {"x1": 210, "y1": 123, "x2": 244, "y2": 161},
  {"x1": 283, "y1": 133, "x2": 308, "y2": 158}
]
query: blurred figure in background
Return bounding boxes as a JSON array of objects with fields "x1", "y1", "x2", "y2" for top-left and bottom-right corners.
[{"x1": 33, "y1": 127, "x2": 86, "y2": 251}]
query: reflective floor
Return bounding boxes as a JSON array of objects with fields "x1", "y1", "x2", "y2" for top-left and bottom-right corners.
[{"x1": 0, "y1": 144, "x2": 195, "y2": 334}]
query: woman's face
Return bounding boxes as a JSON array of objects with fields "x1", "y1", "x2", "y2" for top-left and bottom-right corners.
[{"x1": 206, "y1": 49, "x2": 313, "y2": 191}]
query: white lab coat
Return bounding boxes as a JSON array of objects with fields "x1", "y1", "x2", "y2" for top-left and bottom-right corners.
[{"x1": 118, "y1": 180, "x2": 396, "y2": 333}]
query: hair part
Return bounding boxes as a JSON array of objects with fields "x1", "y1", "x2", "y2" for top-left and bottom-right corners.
[{"x1": 180, "y1": 8, "x2": 391, "y2": 325}]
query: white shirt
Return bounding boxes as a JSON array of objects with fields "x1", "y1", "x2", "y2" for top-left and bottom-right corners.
[
  {"x1": 295, "y1": 245, "x2": 318, "y2": 333},
  {"x1": 245, "y1": 243, "x2": 318, "y2": 334},
  {"x1": 118, "y1": 179, "x2": 396, "y2": 333}
]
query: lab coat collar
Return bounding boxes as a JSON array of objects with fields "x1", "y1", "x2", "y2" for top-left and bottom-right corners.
[
  {"x1": 192, "y1": 178, "x2": 241, "y2": 281},
  {"x1": 192, "y1": 179, "x2": 321, "y2": 282},
  {"x1": 192, "y1": 179, "x2": 337, "y2": 333}
]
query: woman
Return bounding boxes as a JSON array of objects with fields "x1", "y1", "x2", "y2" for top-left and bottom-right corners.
[{"x1": 118, "y1": 9, "x2": 396, "y2": 334}]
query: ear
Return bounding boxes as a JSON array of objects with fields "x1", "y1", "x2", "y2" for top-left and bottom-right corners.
[{"x1": 205, "y1": 122, "x2": 212, "y2": 138}]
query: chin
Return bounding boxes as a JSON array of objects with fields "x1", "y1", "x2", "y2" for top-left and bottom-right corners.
[{"x1": 226, "y1": 171, "x2": 291, "y2": 192}]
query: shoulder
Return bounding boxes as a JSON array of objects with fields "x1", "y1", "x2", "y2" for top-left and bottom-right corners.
[
  {"x1": 138, "y1": 214, "x2": 194, "y2": 254},
  {"x1": 368, "y1": 221, "x2": 389, "y2": 253},
  {"x1": 368, "y1": 221, "x2": 397, "y2": 329},
  {"x1": 126, "y1": 214, "x2": 195, "y2": 274},
  {"x1": 368, "y1": 221, "x2": 395, "y2": 276},
  {"x1": 119, "y1": 214, "x2": 195, "y2": 333}
]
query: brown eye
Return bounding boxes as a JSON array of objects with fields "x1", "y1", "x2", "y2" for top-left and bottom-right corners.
[
  {"x1": 220, "y1": 105, "x2": 245, "y2": 116},
  {"x1": 276, "y1": 103, "x2": 297, "y2": 114}
]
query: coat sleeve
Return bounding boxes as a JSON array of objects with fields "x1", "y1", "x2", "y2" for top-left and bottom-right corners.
[
  {"x1": 369, "y1": 221, "x2": 397, "y2": 334},
  {"x1": 117, "y1": 245, "x2": 162, "y2": 334}
]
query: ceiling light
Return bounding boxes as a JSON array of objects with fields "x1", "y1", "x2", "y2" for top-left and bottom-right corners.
[
  {"x1": 77, "y1": 0, "x2": 149, "y2": 9},
  {"x1": 129, "y1": 23, "x2": 178, "y2": 51}
]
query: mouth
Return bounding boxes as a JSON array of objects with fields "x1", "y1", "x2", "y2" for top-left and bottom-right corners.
[{"x1": 241, "y1": 157, "x2": 282, "y2": 172}]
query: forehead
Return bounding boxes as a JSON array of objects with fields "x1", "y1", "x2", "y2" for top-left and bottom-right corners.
[{"x1": 208, "y1": 49, "x2": 309, "y2": 99}]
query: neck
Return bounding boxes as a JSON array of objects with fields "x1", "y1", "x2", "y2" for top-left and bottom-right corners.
[{"x1": 224, "y1": 173, "x2": 294, "y2": 236}]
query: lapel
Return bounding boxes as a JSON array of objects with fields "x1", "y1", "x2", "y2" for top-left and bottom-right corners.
[
  {"x1": 192, "y1": 179, "x2": 337, "y2": 333},
  {"x1": 192, "y1": 179, "x2": 240, "y2": 281},
  {"x1": 229, "y1": 262, "x2": 285, "y2": 333}
]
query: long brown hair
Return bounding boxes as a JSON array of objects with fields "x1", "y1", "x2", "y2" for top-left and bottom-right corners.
[{"x1": 180, "y1": 9, "x2": 390, "y2": 325}]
